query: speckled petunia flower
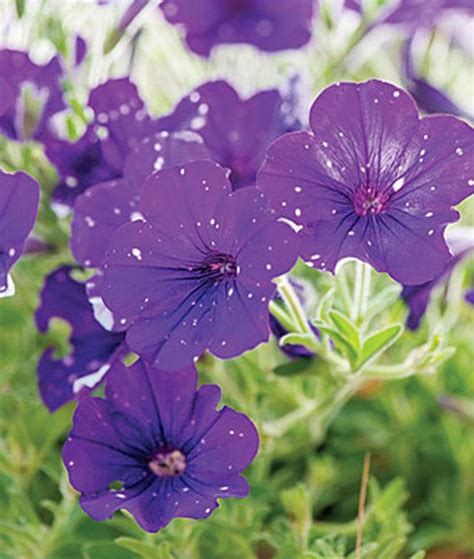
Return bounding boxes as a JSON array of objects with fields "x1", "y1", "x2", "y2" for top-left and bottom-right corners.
[
  {"x1": 63, "y1": 359, "x2": 259, "y2": 532},
  {"x1": 0, "y1": 170, "x2": 40, "y2": 297},
  {"x1": 71, "y1": 130, "x2": 210, "y2": 268},
  {"x1": 45, "y1": 78, "x2": 158, "y2": 207},
  {"x1": 157, "y1": 80, "x2": 302, "y2": 190},
  {"x1": 258, "y1": 80, "x2": 474, "y2": 286},
  {"x1": 101, "y1": 160, "x2": 297, "y2": 370},
  {"x1": 36, "y1": 266, "x2": 126, "y2": 411},
  {"x1": 0, "y1": 49, "x2": 65, "y2": 141},
  {"x1": 383, "y1": 0, "x2": 474, "y2": 29},
  {"x1": 159, "y1": 0, "x2": 315, "y2": 57}
]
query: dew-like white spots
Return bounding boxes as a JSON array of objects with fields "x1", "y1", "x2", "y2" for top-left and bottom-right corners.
[
  {"x1": 405, "y1": 202, "x2": 410, "y2": 208},
  {"x1": 326, "y1": 160, "x2": 333, "y2": 169},
  {"x1": 85, "y1": 216, "x2": 95, "y2": 228},
  {"x1": 322, "y1": 141, "x2": 329, "y2": 148},
  {"x1": 247, "y1": 293, "x2": 253, "y2": 299},
  {"x1": 256, "y1": 18, "x2": 273, "y2": 36},
  {"x1": 229, "y1": 429, "x2": 235, "y2": 436},
  {"x1": 113, "y1": 207, "x2": 121, "y2": 216},
  {"x1": 154, "y1": 142, "x2": 161, "y2": 152},
  {"x1": 116, "y1": 493, "x2": 127, "y2": 499},
  {"x1": 97, "y1": 112, "x2": 108, "y2": 123},
  {"x1": 130, "y1": 211, "x2": 145, "y2": 222},
  {"x1": 191, "y1": 116, "x2": 206, "y2": 130},
  {"x1": 68, "y1": 460, "x2": 74, "y2": 466},
  {"x1": 119, "y1": 103, "x2": 130, "y2": 115},
  {"x1": 468, "y1": 179, "x2": 474, "y2": 186},
  {"x1": 423, "y1": 134, "x2": 429, "y2": 140},
  {"x1": 265, "y1": 263, "x2": 272, "y2": 271},
  {"x1": 367, "y1": 240, "x2": 373, "y2": 246},
  {"x1": 348, "y1": 230, "x2": 355, "y2": 236},
  {"x1": 430, "y1": 186, "x2": 436, "y2": 192},
  {"x1": 179, "y1": 168, "x2": 186, "y2": 175},
  {"x1": 338, "y1": 131, "x2": 344, "y2": 138},
  {"x1": 393, "y1": 90, "x2": 400, "y2": 98},
  {"x1": 311, "y1": 254, "x2": 321, "y2": 260},
  {"x1": 392, "y1": 177, "x2": 405, "y2": 192},
  {"x1": 209, "y1": 217, "x2": 216, "y2": 226},
  {"x1": 304, "y1": 144, "x2": 310, "y2": 150},
  {"x1": 196, "y1": 221, "x2": 202, "y2": 227},
  {"x1": 198, "y1": 103, "x2": 209, "y2": 115},
  {"x1": 227, "y1": 287, "x2": 234, "y2": 297},
  {"x1": 294, "y1": 185, "x2": 302, "y2": 193},
  {"x1": 65, "y1": 175, "x2": 78, "y2": 187},
  {"x1": 131, "y1": 247, "x2": 143, "y2": 261},
  {"x1": 205, "y1": 507, "x2": 211, "y2": 514},
  {"x1": 220, "y1": 486, "x2": 229, "y2": 492},
  {"x1": 374, "y1": 98, "x2": 379, "y2": 104},
  {"x1": 331, "y1": 209, "x2": 337, "y2": 215},
  {"x1": 456, "y1": 147, "x2": 464, "y2": 156},
  {"x1": 428, "y1": 229, "x2": 434, "y2": 236},
  {"x1": 425, "y1": 211, "x2": 434, "y2": 218},
  {"x1": 120, "y1": 318, "x2": 127, "y2": 325},
  {"x1": 294, "y1": 208, "x2": 302, "y2": 217},
  {"x1": 190, "y1": 91, "x2": 200, "y2": 103},
  {"x1": 420, "y1": 148, "x2": 426, "y2": 156},
  {"x1": 154, "y1": 156, "x2": 165, "y2": 171},
  {"x1": 8, "y1": 248, "x2": 15, "y2": 257},
  {"x1": 182, "y1": 487, "x2": 190, "y2": 493}
]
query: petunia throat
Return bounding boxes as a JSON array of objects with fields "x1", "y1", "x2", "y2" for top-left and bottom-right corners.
[
  {"x1": 193, "y1": 253, "x2": 239, "y2": 281},
  {"x1": 353, "y1": 185, "x2": 390, "y2": 217},
  {"x1": 148, "y1": 448, "x2": 187, "y2": 477}
]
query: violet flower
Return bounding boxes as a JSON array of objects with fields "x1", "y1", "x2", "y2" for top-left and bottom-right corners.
[
  {"x1": 101, "y1": 160, "x2": 297, "y2": 370},
  {"x1": 45, "y1": 78, "x2": 158, "y2": 207},
  {"x1": 0, "y1": 170, "x2": 39, "y2": 297},
  {"x1": 63, "y1": 359, "x2": 258, "y2": 532},
  {"x1": 0, "y1": 49, "x2": 65, "y2": 141},
  {"x1": 157, "y1": 80, "x2": 303, "y2": 189},
  {"x1": 35, "y1": 266, "x2": 126, "y2": 411},
  {"x1": 160, "y1": 0, "x2": 316, "y2": 57},
  {"x1": 258, "y1": 80, "x2": 474, "y2": 286}
]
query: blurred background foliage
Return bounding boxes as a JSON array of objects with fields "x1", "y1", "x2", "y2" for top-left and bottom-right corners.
[{"x1": 0, "y1": 0, "x2": 473, "y2": 558}]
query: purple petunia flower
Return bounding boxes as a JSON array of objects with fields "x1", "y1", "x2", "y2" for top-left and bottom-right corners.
[
  {"x1": 0, "y1": 49, "x2": 65, "y2": 141},
  {"x1": 45, "y1": 78, "x2": 158, "y2": 207},
  {"x1": 101, "y1": 160, "x2": 297, "y2": 370},
  {"x1": 157, "y1": 80, "x2": 303, "y2": 190},
  {"x1": 344, "y1": 0, "x2": 362, "y2": 12},
  {"x1": 403, "y1": 41, "x2": 473, "y2": 120},
  {"x1": 401, "y1": 227, "x2": 474, "y2": 329},
  {"x1": 0, "y1": 170, "x2": 40, "y2": 297},
  {"x1": 258, "y1": 80, "x2": 474, "y2": 286},
  {"x1": 35, "y1": 266, "x2": 126, "y2": 411},
  {"x1": 159, "y1": 0, "x2": 315, "y2": 57},
  {"x1": 71, "y1": 130, "x2": 211, "y2": 268},
  {"x1": 63, "y1": 359, "x2": 259, "y2": 532},
  {"x1": 383, "y1": 0, "x2": 474, "y2": 29}
]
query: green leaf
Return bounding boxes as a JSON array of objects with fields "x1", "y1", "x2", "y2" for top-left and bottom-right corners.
[
  {"x1": 329, "y1": 310, "x2": 360, "y2": 351},
  {"x1": 358, "y1": 325, "x2": 403, "y2": 369},
  {"x1": 115, "y1": 537, "x2": 168, "y2": 559},
  {"x1": 280, "y1": 333, "x2": 316, "y2": 350},
  {"x1": 316, "y1": 325, "x2": 358, "y2": 365},
  {"x1": 273, "y1": 359, "x2": 314, "y2": 377}
]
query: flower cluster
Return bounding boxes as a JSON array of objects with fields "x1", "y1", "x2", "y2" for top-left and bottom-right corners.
[{"x1": 1, "y1": 0, "x2": 473, "y2": 537}]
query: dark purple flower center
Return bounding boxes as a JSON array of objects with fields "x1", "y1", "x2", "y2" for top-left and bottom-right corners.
[
  {"x1": 148, "y1": 448, "x2": 186, "y2": 477},
  {"x1": 193, "y1": 253, "x2": 239, "y2": 281},
  {"x1": 353, "y1": 186, "x2": 390, "y2": 217},
  {"x1": 226, "y1": 0, "x2": 252, "y2": 16}
]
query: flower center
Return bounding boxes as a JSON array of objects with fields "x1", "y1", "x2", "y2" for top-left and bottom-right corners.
[
  {"x1": 148, "y1": 449, "x2": 186, "y2": 477},
  {"x1": 353, "y1": 186, "x2": 389, "y2": 217},
  {"x1": 194, "y1": 253, "x2": 239, "y2": 281}
]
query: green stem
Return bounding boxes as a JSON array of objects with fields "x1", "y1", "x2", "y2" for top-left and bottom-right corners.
[
  {"x1": 351, "y1": 262, "x2": 372, "y2": 324},
  {"x1": 275, "y1": 275, "x2": 312, "y2": 335}
]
